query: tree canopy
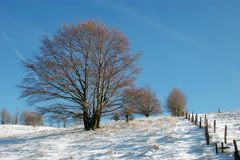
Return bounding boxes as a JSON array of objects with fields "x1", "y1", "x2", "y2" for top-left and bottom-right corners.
[
  {"x1": 123, "y1": 87, "x2": 161, "y2": 117},
  {"x1": 167, "y1": 88, "x2": 186, "y2": 116},
  {"x1": 19, "y1": 21, "x2": 141, "y2": 130}
]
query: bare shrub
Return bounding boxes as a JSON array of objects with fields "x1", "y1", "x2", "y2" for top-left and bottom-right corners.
[
  {"x1": 0, "y1": 108, "x2": 12, "y2": 124},
  {"x1": 13, "y1": 111, "x2": 19, "y2": 124},
  {"x1": 112, "y1": 112, "x2": 120, "y2": 121},
  {"x1": 22, "y1": 111, "x2": 43, "y2": 126},
  {"x1": 166, "y1": 88, "x2": 186, "y2": 116},
  {"x1": 121, "y1": 106, "x2": 134, "y2": 122},
  {"x1": 123, "y1": 86, "x2": 161, "y2": 117}
]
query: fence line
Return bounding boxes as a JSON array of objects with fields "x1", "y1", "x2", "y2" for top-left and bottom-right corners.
[{"x1": 184, "y1": 110, "x2": 240, "y2": 159}]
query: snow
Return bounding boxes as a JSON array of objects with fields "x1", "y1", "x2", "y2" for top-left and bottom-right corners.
[
  {"x1": 0, "y1": 125, "x2": 58, "y2": 139},
  {"x1": 200, "y1": 111, "x2": 240, "y2": 155},
  {"x1": 0, "y1": 116, "x2": 233, "y2": 159}
]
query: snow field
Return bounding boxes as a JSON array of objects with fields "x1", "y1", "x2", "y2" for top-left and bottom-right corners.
[
  {"x1": 199, "y1": 112, "x2": 240, "y2": 156},
  {"x1": 0, "y1": 115, "x2": 233, "y2": 159},
  {"x1": 0, "y1": 125, "x2": 58, "y2": 138}
]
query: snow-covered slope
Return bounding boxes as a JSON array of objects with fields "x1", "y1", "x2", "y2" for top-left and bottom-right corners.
[
  {"x1": 200, "y1": 111, "x2": 240, "y2": 155},
  {"x1": 0, "y1": 125, "x2": 58, "y2": 139},
  {"x1": 0, "y1": 116, "x2": 232, "y2": 160}
]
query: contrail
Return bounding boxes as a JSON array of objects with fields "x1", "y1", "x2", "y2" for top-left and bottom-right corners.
[
  {"x1": 14, "y1": 48, "x2": 27, "y2": 63},
  {"x1": 0, "y1": 30, "x2": 27, "y2": 62},
  {"x1": 0, "y1": 31, "x2": 10, "y2": 42},
  {"x1": 0, "y1": 30, "x2": 40, "y2": 80},
  {"x1": 96, "y1": 1, "x2": 203, "y2": 46}
]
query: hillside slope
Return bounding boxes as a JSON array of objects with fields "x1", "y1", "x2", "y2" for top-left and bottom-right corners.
[{"x1": 0, "y1": 116, "x2": 232, "y2": 160}]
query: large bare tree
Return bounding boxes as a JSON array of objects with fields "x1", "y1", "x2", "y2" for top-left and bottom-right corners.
[
  {"x1": 123, "y1": 87, "x2": 161, "y2": 117},
  {"x1": 166, "y1": 88, "x2": 186, "y2": 116},
  {"x1": 19, "y1": 21, "x2": 140, "y2": 130}
]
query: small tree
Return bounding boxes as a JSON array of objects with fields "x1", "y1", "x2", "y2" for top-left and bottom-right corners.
[
  {"x1": 22, "y1": 111, "x2": 43, "y2": 126},
  {"x1": 13, "y1": 111, "x2": 19, "y2": 124},
  {"x1": 112, "y1": 112, "x2": 120, "y2": 121},
  {"x1": 0, "y1": 108, "x2": 12, "y2": 124},
  {"x1": 123, "y1": 87, "x2": 161, "y2": 117},
  {"x1": 121, "y1": 106, "x2": 134, "y2": 122},
  {"x1": 167, "y1": 88, "x2": 186, "y2": 116}
]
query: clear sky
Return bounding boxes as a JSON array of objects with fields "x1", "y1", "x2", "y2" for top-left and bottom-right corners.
[{"x1": 0, "y1": 0, "x2": 240, "y2": 114}]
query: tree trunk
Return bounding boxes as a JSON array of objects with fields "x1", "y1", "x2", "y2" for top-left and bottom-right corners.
[
  {"x1": 2, "y1": 115, "x2": 4, "y2": 124},
  {"x1": 92, "y1": 113, "x2": 99, "y2": 130},
  {"x1": 63, "y1": 119, "x2": 66, "y2": 128},
  {"x1": 126, "y1": 115, "x2": 129, "y2": 123},
  {"x1": 83, "y1": 111, "x2": 91, "y2": 130},
  {"x1": 145, "y1": 113, "x2": 150, "y2": 117},
  {"x1": 96, "y1": 114, "x2": 101, "y2": 128},
  {"x1": 83, "y1": 111, "x2": 100, "y2": 130}
]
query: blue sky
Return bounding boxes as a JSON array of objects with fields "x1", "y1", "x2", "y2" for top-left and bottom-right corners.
[{"x1": 0, "y1": 0, "x2": 240, "y2": 114}]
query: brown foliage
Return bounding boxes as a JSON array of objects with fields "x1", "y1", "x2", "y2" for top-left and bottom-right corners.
[
  {"x1": 123, "y1": 87, "x2": 161, "y2": 117},
  {"x1": 112, "y1": 112, "x2": 120, "y2": 121},
  {"x1": 166, "y1": 88, "x2": 186, "y2": 116},
  {"x1": 0, "y1": 108, "x2": 12, "y2": 124},
  {"x1": 22, "y1": 111, "x2": 43, "y2": 126},
  {"x1": 13, "y1": 111, "x2": 19, "y2": 124},
  {"x1": 121, "y1": 105, "x2": 134, "y2": 122},
  {"x1": 19, "y1": 20, "x2": 140, "y2": 130}
]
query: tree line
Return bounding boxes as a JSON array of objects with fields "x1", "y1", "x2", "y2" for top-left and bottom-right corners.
[
  {"x1": 0, "y1": 108, "x2": 43, "y2": 126},
  {"x1": 1, "y1": 86, "x2": 186, "y2": 127},
  {"x1": 112, "y1": 87, "x2": 186, "y2": 122},
  {"x1": 18, "y1": 20, "x2": 186, "y2": 130}
]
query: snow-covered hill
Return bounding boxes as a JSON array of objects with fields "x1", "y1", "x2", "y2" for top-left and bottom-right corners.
[
  {"x1": 200, "y1": 111, "x2": 240, "y2": 155},
  {"x1": 0, "y1": 125, "x2": 58, "y2": 139},
  {"x1": 0, "y1": 116, "x2": 232, "y2": 160}
]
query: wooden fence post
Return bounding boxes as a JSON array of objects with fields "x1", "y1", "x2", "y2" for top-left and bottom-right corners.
[
  {"x1": 191, "y1": 111, "x2": 194, "y2": 123},
  {"x1": 185, "y1": 112, "x2": 188, "y2": 119},
  {"x1": 233, "y1": 140, "x2": 240, "y2": 160},
  {"x1": 218, "y1": 109, "x2": 221, "y2": 113},
  {"x1": 215, "y1": 143, "x2": 218, "y2": 154},
  {"x1": 224, "y1": 125, "x2": 227, "y2": 144},
  {"x1": 221, "y1": 142, "x2": 224, "y2": 153},
  {"x1": 205, "y1": 124, "x2": 210, "y2": 145},
  {"x1": 214, "y1": 120, "x2": 216, "y2": 133},
  {"x1": 199, "y1": 117, "x2": 202, "y2": 128},
  {"x1": 195, "y1": 113, "x2": 198, "y2": 125},
  {"x1": 204, "y1": 113, "x2": 207, "y2": 125}
]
